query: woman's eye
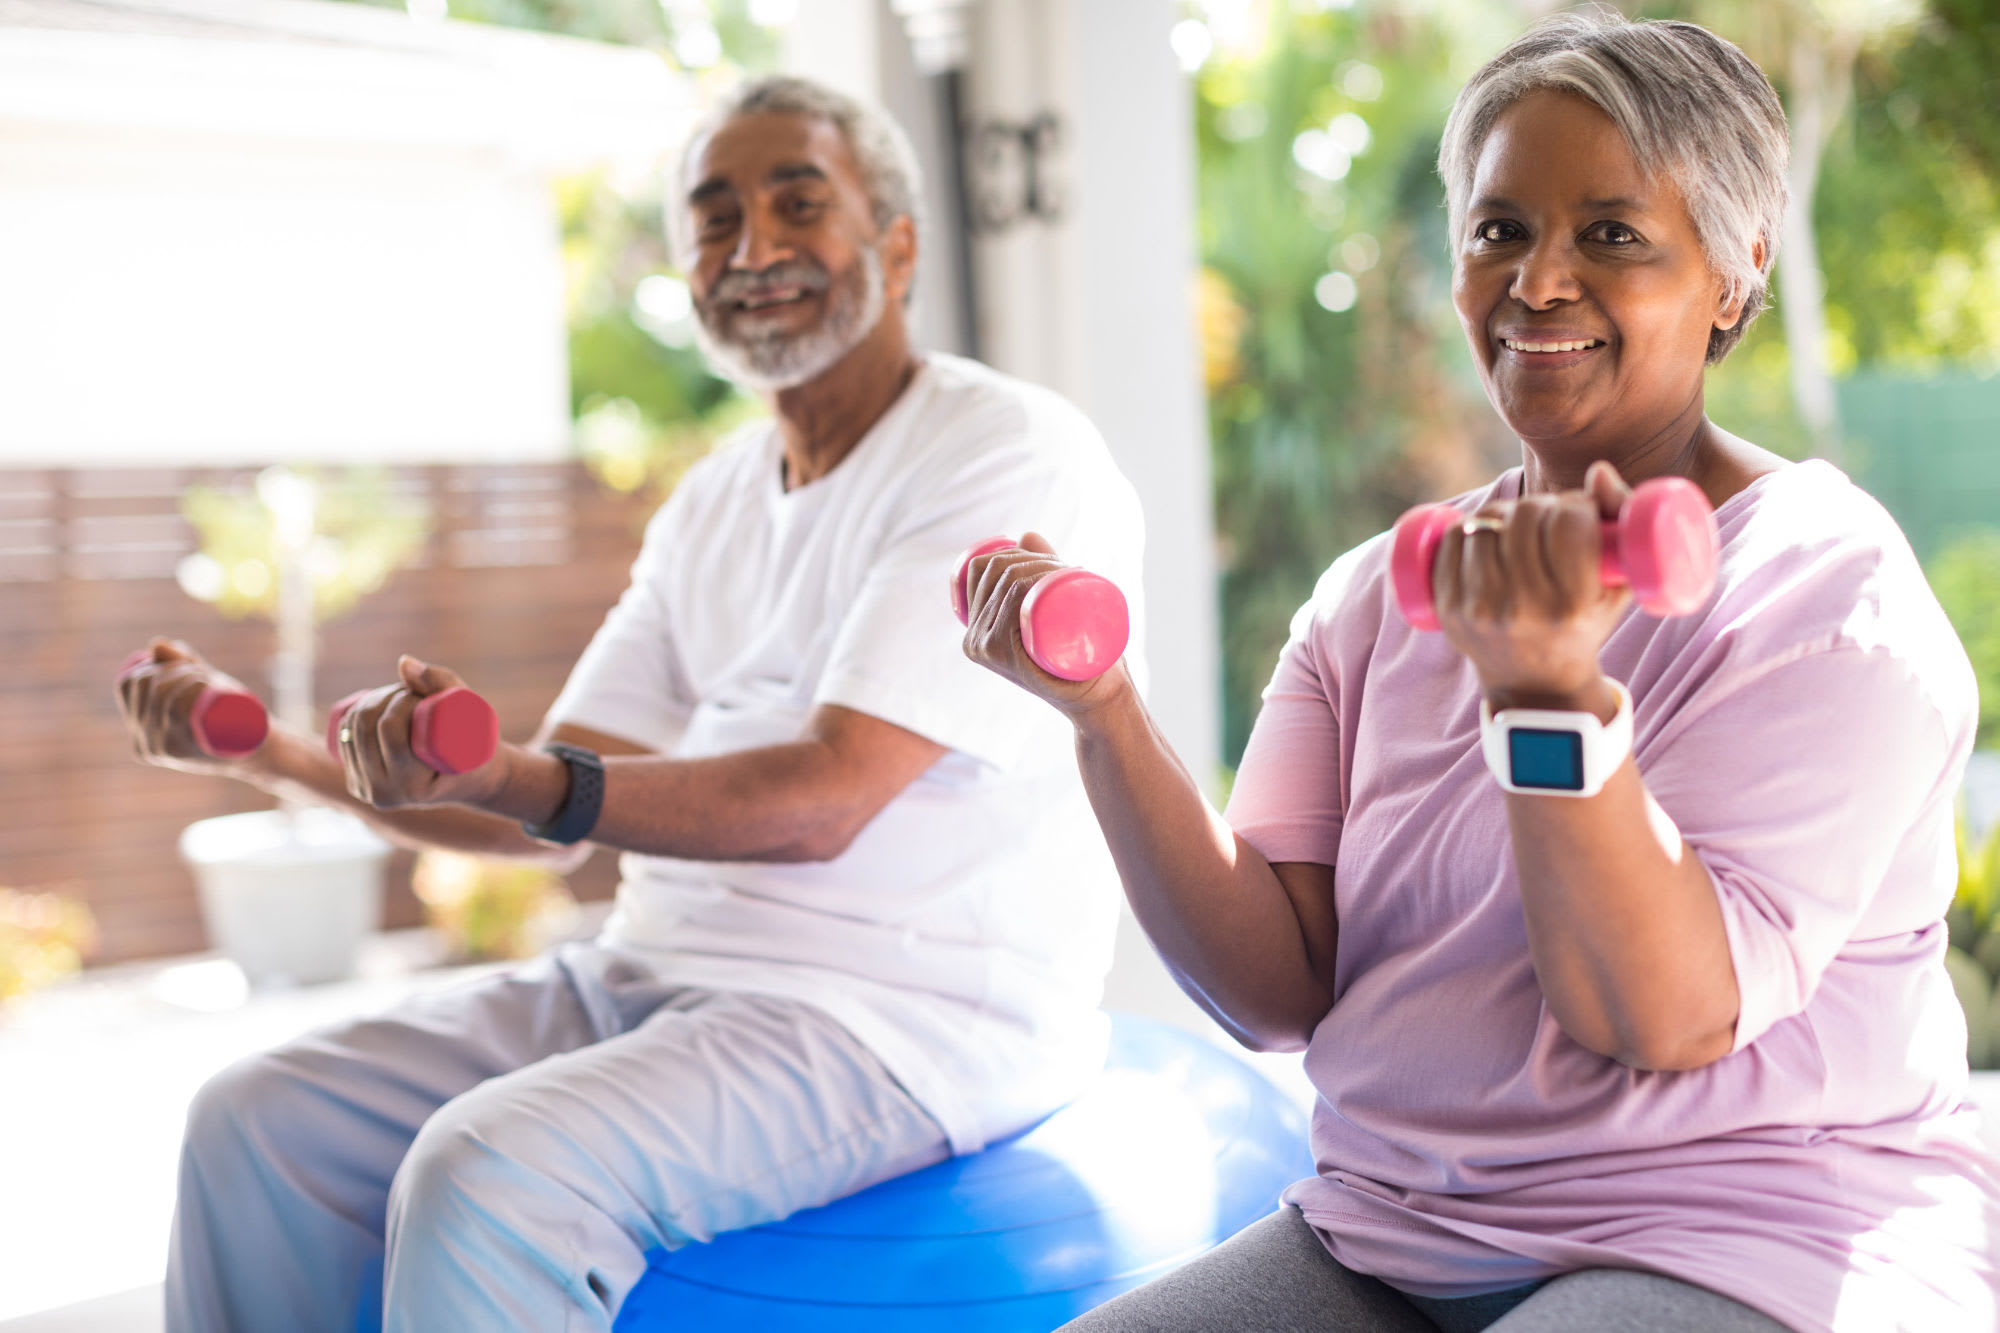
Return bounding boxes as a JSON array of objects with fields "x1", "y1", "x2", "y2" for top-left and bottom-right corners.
[
  {"x1": 1594, "y1": 222, "x2": 1639, "y2": 245},
  {"x1": 1474, "y1": 220, "x2": 1522, "y2": 243}
]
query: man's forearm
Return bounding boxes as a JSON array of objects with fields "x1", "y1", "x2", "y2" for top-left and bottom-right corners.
[
  {"x1": 479, "y1": 739, "x2": 874, "y2": 864},
  {"x1": 247, "y1": 728, "x2": 564, "y2": 861}
]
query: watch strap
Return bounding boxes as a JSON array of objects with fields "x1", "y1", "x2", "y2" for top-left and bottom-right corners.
[
  {"x1": 523, "y1": 742, "x2": 605, "y2": 845},
  {"x1": 1479, "y1": 679, "x2": 1633, "y2": 798}
]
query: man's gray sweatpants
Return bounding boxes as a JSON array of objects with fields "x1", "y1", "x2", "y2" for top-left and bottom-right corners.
[{"x1": 164, "y1": 941, "x2": 950, "y2": 1333}]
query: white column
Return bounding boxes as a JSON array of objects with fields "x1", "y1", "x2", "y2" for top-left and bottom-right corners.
[{"x1": 966, "y1": 0, "x2": 1219, "y2": 793}]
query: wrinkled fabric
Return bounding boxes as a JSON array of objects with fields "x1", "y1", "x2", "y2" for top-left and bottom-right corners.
[
  {"x1": 165, "y1": 943, "x2": 948, "y2": 1333},
  {"x1": 1226, "y1": 462, "x2": 2000, "y2": 1332}
]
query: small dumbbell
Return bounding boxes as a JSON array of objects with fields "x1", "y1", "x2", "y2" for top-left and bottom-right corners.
[
  {"x1": 118, "y1": 650, "x2": 269, "y2": 758},
  {"x1": 1389, "y1": 475, "x2": 1717, "y2": 631},
  {"x1": 952, "y1": 537, "x2": 1130, "y2": 682},
  {"x1": 326, "y1": 686, "x2": 499, "y2": 775}
]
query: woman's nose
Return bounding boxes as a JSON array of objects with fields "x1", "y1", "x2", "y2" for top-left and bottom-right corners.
[{"x1": 1508, "y1": 239, "x2": 1582, "y2": 310}]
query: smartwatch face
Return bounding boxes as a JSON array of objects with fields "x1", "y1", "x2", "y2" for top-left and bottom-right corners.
[{"x1": 1508, "y1": 727, "x2": 1585, "y2": 792}]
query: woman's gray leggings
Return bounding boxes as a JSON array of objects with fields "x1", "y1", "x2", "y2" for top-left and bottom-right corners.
[{"x1": 1058, "y1": 1207, "x2": 1796, "y2": 1333}]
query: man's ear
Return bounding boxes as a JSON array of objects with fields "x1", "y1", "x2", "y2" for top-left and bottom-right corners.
[
  {"x1": 880, "y1": 214, "x2": 918, "y2": 305},
  {"x1": 1715, "y1": 235, "x2": 1768, "y2": 332}
]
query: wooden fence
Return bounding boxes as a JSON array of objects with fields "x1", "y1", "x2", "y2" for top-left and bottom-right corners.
[{"x1": 0, "y1": 463, "x2": 657, "y2": 964}]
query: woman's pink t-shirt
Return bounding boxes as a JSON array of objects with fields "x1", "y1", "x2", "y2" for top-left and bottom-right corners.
[{"x1": 1225, "y1": 461, "x2": 2000, "y2": 1332}]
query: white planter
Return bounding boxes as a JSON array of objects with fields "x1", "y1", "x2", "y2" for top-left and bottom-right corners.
[{"x1": 179, "y1": 808, "x2": 392, "y2": 986}]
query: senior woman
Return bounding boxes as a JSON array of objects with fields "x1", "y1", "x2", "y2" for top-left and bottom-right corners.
[{"x1": 962, "y1": 11, "x2": 2000, "y2": 1333}]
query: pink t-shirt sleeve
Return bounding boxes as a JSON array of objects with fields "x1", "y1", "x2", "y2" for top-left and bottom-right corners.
[{"x1": 1643, "y1": 644, "x2": 1965, "y2": 1051}]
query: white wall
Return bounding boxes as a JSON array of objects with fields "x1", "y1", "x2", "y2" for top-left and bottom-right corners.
[
  {"x1": 0, "y1": 6, "x2": 685, "y2": 468},
  {"x1": 0, "y1": 128, "x2": 569, "y2": 466}
]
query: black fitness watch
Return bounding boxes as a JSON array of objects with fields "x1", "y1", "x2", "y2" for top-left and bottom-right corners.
[{"x1": 522, "y1": 742, "x2": 606, "y2": 846}]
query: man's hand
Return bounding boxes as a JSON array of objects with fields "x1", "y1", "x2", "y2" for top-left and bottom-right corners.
[
  {"x1": 333, "y1": 656, "x2": 510, "y2": 812},
  {"x1": 113, "y1": 638, "x2": 258, "y2": 776}
]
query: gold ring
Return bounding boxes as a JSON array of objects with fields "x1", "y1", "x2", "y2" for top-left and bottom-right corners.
[
  {"x1": 338, "y1": 727, "x2": 352, "y2": 745},
  {"x1": 1461, "y1": 516, "x2": 1506, "y2": 536}
]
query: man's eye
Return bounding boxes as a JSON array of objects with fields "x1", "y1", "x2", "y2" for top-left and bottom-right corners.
[
  {"x1": 1474, "y1": 220, "x2": 1522, "y2": 243},
  {"x1": 785, "y1": 197, "x2": 826, "y2": 219},
  {"x1": 698, "y1": 213, "x2": 738, "y2": 238}
]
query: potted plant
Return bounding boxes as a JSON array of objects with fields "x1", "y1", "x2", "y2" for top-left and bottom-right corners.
[
  {"x1": 410, "y1": 850, "x2": 578, "y2": 964},
  {"x1": 172, "y1": 466, "x2": 427, "y2": 987}
]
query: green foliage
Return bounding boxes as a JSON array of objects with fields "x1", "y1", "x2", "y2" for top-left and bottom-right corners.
[
  {"x1": 1948, "y1": 808, "x2": 2000, "y2": 1068},
  {"x1": 180, "y1": 470, "x2": 428, "y2": 624},
  {"x1": 1958, "y1": 809, "x2": 2000, "y2": 928},
  {"x1": 1816, "y1": 5, "x2": 2000, "y2": 375},
  {"x1": 557, "y1": 171, "x2": 752, "y2": 500},
  {"x1": 1927, "y1": 529, "x2": 2000, "y2": 748},
  {"x1": 1195, "y1": 4, "x2": 1519, "y2": 760}
]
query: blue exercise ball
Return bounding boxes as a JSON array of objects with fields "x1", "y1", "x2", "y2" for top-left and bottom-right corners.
[{"x1": 615, "y1": 1012, "x2": 1313, "y2": 1331}]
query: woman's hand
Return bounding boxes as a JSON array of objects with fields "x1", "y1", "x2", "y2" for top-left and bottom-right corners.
[
  {"x1": 333, "y1": 656, "x2": 507, "y2": 811},
  {"x1": 959, "y1": 531, "x2": 1135, "y2": 721},
  {"x1": 1431, "y1": 460, "x2": 1633, "y2": 710},
  {"x1": 113, "y1": 638, "x2": 253, "y2": 776}
]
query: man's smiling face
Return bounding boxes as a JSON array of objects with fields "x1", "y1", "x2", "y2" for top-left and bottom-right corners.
[{"x1": 680, "y1": 112, "x2": 906, "y2": 392}]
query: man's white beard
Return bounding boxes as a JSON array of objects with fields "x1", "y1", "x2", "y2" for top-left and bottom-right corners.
[{"x1": 694, "y1": 248, "x2": 886, "y2": 393}]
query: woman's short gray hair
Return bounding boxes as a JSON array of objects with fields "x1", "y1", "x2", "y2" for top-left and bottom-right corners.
[
  {"x1": 670, "y1": 74, "x2": 925, "y2": 262},
  {"x1": 1437, "y1": 9, "x2": 1789, "y2": 363}
]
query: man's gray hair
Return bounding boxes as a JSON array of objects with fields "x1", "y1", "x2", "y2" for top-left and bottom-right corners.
[
  {"x1": 1437, "y1": 9, "x2": 1789, "y2": 363},
  {"x1": 670, "y1": 74, "x2": 926, "y2": 262}
]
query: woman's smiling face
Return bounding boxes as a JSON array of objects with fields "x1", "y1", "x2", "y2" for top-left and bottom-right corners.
[{"x1": 1452, "y1": 90, "x2": 1750, "y2": 455}]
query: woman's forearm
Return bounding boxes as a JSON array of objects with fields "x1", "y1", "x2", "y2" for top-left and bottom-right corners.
[
  {"x1": 1071, "y1": 683, "x2": 1337, "y2": 1051},
  {"x1": 1506, "y1": 751, "x2": 1739, "y2": 1070}
]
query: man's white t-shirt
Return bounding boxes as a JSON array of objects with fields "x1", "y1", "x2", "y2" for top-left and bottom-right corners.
[{"x1": 546, "y1": 353, "x2": 1147, "y2": 1153}]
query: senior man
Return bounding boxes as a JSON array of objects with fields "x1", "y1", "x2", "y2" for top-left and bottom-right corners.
[{"x1": 125, "y1": 75, "x2": 1145, "y2": 1332}]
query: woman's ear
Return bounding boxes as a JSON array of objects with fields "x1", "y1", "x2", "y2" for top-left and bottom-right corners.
[{"x1": 1715, "y1": 236, "x2": 1769, "y2": 332}]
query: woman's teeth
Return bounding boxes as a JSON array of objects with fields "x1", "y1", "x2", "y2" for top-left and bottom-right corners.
[{"x1": 1503, "y1": 338, "x2": 1602, "y2": 352}]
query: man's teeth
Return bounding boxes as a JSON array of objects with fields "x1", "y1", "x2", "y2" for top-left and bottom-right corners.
[
  {"x1": 1504, "y1": 338, "x2": 1601, "y2": 352},
  {"x1": 739, "y1": 290, "x2": 805, "y2": 310}
]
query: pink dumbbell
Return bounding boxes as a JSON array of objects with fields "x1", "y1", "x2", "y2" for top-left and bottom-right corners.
[
  {"x1": 118, "y1": 650, "x2": 269, "y2": 759},
  {"x1": 326, "y1": 686, "x2": 499, "y2": 775},
  {"x1": 1389, "y1": 475, "x2": 1718, "y2": 632},
  {"x1": 952, "y1": 536, "x2": 1130, "y2": 682}
]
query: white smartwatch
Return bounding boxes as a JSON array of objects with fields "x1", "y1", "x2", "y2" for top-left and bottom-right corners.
[{"x1": 1479, "y1": 679, "x2": 1633, "y2": 798}]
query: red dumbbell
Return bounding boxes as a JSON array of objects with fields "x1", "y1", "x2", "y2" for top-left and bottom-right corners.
[
  {"x1": 952, "y1": 537, "x2": 1130, "y2": 682},
  {"x1": 1389, "y1": 475, "x2": 1717, "y2": 632},
  {"x1": 118, "y1": 650, "x2": 269, "y2": 759},
  {"x1": 326, "y1": 686, "x2": 499, "y2": 775}
]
